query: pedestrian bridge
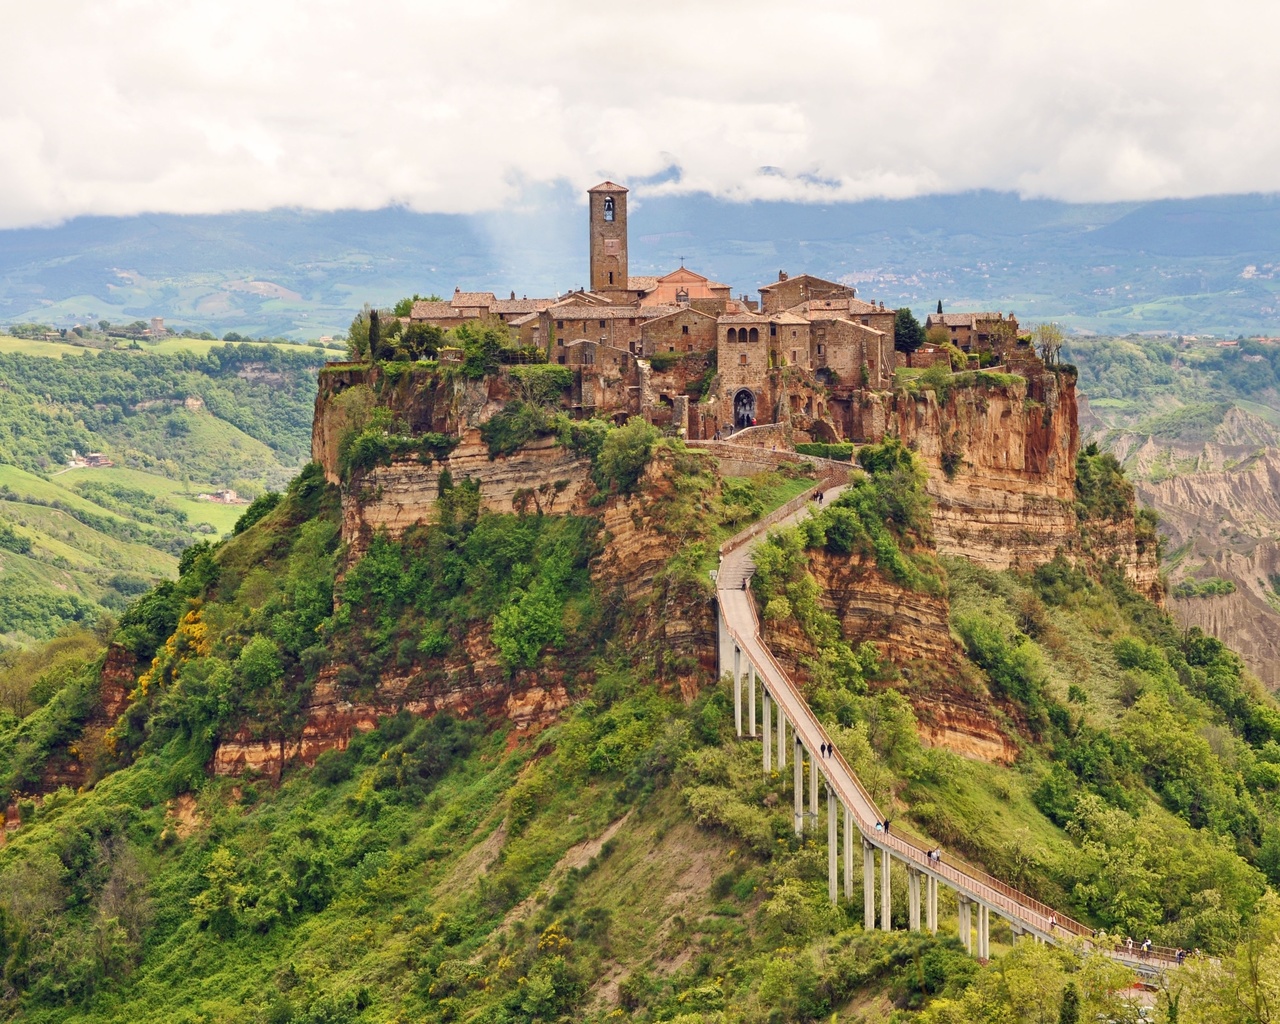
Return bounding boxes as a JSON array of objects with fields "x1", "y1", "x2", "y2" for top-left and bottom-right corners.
[{"x1": 713, "y1": 470, "x2": 1179, "y2": 974}]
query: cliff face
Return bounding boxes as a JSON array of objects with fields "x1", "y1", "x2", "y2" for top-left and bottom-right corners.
[
  {"x1": 1135, "y1": 449, "x2": 1280, "y2": 687},
  {"x1": 342, "y1": 435, "x2": 594, "y2": 556},
  {"x1": 887, "y1": 371, "x2": 1078, "y2": 573}
]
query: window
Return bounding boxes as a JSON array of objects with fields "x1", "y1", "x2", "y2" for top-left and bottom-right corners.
[
  {"x1": 599, "y1": 319, "x2": 606, "y2": 329},
  {"x1": 603, "y1": 196, "x2": 615, "y2": 222},
  {"x1": 608, "y1": 272, "x2": 613, "y2": 285},
  {"x1": 791, "y1": 330, "x2": 797, "y2": 338},
  {"x1": 817, "y1": 344, "x2": 824, "y2": 355},
  {"x1": 748, "y1": 327, "x2": 759, "y2": 342},
  {"x1": 770, "y1": 323, "x2": 777, "y2": 337},
  {"x1": 728, "y1": 328, "x2": 738, "y2": 343},
  {"x1": 556, "y1": 320, "x2": 564, "y2": 329},
  {"x1": 792, "y1": 349, "x2": 797, "y2": 363},
  {"x1": 668, "y1": 346, "x2": 675, "y2": 352},
  {"x1": 682, "y1": 325, "x2": 689, "y2": 335},
  {"x1": 557, "y1": 337, "x2": 564, "y2": 347},
  {"x1": 558, "y1": 355, "x2": 565, "y2": 364},
  {"x1": 739, "y1": 353, "x2": 748, "y2": 365}
]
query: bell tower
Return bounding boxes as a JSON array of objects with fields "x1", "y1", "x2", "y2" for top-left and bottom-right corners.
[{"x1": 588, "y1": 181, "x2": 628, "y2": 294}]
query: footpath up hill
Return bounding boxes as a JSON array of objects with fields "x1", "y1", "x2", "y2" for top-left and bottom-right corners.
[{"x1": 0, "y1": 348, "x2": 1279, "y2": 1022}]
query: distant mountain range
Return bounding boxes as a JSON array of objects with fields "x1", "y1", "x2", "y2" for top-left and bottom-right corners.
[{"x1": 2, "y1": 190, "x2": 1278, "y2": 339}]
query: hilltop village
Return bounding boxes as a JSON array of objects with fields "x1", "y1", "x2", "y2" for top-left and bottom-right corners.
[{"x1": 406, "y1": 181, "x2": 1025, "y2": 443}]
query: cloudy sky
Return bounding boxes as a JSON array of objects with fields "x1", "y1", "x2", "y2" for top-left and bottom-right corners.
[{"x1": 4, "y1": 0, "x2": 1278, "y2": 229}]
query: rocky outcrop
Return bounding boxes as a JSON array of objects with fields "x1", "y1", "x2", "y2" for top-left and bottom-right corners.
[
  {"x1": 1135, "y1": 448, "x2": 1280, "y2": 688},
  {"x1": 212, "y1": 664, "x2": 571, "y2": 779},
  {"x1": 343, "y1": 435, "x2": 594, "y2": 556},
  {"x1": 889, "y1": 371, "x2": 1079, "y2": 572}
]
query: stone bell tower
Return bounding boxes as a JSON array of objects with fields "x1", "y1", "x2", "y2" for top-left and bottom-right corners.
[{"x1": 588, "y1": 181, "x2": 628, "y2": 294}]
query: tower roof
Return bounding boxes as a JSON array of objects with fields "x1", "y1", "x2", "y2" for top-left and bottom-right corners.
[{"x1": 588, "y1": 180, "x2": 629, "y2": 193}]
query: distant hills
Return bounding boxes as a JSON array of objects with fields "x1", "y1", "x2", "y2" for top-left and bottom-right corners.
[{"x1": 2, "y1": 190, "x2": 1278, "y2": 339}]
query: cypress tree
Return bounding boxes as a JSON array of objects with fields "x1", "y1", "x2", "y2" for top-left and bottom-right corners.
[
  {"x1": 368, "y1": 309, "x2": 381, "y2": 363},
  {"x1": 1058, "y1": 981, "x2": 1080, "y2": 1024},
  {"x1": 937, "y1": 299, "x2": 943, "y2": 314}
]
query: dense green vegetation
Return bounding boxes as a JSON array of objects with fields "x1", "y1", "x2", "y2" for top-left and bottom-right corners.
[
  {"x1": 2, "y1": 417, "x2": 1280, "y2": 1021},
  {"x1": 0, "y1": 343, "x2": 326, "y2": 645}
]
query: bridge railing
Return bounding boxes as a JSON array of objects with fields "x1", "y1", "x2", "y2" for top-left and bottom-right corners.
[
  {"x1": 721, "y1": 515, "x2": 1183, "y2": 962},
  {"x1": 718, "y1": 467, "x2": 849, "y2": 560}
]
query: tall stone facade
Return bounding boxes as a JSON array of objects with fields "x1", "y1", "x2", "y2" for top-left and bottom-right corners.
[{"x1": 588, "y1": 181, "x2": 629, "y2": 295}]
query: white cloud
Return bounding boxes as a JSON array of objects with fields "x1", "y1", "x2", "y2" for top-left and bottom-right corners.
[{"x1": 2, "y1": 0, "x2": 1278, "y2": 228}]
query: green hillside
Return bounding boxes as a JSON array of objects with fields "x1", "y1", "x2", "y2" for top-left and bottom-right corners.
[
  {"x1": 0, "y1": 343, "x2": 324, "y2": 644},
  {"x1": 0, "y1": 437, "x2": 1277, "y2": 1022}
]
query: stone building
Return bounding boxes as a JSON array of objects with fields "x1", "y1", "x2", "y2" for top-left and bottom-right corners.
[
  {"x1": 758, "y1": 272, "x2": 856, "y2": 313},
  {"x1": 413, "y1": 179, "x2": 1035, "y2": 444},
  {"x1": 925, "y1": 311, "x2": 1020, "y2": 353}
]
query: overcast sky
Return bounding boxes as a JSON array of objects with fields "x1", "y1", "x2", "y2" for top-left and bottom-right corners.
[{"x1": 4, "y1": 0, "x2": 1278, "y2": 229}]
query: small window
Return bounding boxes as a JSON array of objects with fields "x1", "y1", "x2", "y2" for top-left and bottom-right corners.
[
  {"x1": 557, "y1": 337, "x2": 564, "y2": 347},
  {"x1": 608, "y1": 272, "x2": 614, "y2": 285},
  {"x1": 739, "y1": 354, "x2": 747, "y2": 365},
  {"x1": 668, "y1": 345, "x2": 675, "y2": 352},
  {"x1": 603, "y1": 196, "x2": 615, "y2": 222},
  {"x1": 599, "y1": 319, "x2": 606, "y2": 329},
  {"x1": 770, "y1": 323, "x2": 777, "y2": 337},
  {"x1": 682, "y1": 325, "x2": 689, "y2": 335},
  {"x1": 817, "y1": 344, "x2": 824, "y2": 355},
  {"x1": 749, "y1": 327, "x2": 759, "y2": 343},
  {"x1": 556, "y1": 320, "x2": 564, "y2": 330},
  {"x1": 792, "y1": 330, "x2": 797, "y2": 338},
  {"x1": 792, "y1": 350, "x2": 798, "y2": 363},
  {"x1": 557, "y1": 355, "x2": 565, "y2": 364}
]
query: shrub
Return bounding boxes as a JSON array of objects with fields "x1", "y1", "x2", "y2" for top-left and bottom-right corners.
[{"x1": 795, "y1": 441, "x2": 854, "y2": 461}]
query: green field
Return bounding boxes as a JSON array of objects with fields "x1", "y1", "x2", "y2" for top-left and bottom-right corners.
[
  {"x1": 141, "y1": 337, "x2": 345, "y2": 358},
  {"x1": 53, "y1": 466, "x2": 247, "y2": 535},
  {"x1": 0, "y1": 335, "x2": 95, "y2": 358},
  {"x1": 0, "y1": 334, "x2": 346, "y2": 361}
]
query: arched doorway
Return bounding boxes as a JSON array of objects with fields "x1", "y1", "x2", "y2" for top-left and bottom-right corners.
[{"x1": 733, "y1": 389, "x2": 756, "y2": 429}]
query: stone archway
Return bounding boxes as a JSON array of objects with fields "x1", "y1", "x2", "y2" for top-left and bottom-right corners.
[{"x1": 733, "y1": 388, "x2": 756, "y2": 429}]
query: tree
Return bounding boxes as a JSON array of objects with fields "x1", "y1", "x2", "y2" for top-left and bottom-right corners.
[
  {"x1": 1034, "y1": 322, "x2": 1065, "y2": 365},
  {"x1": 937, "y1": 299, "x2": 943, "y2": 314},
  {"x1": 596, "y1": 417, "x2": 660, "y2": 494},
  {"x1": 1058, "y1": 981, "x2": 1080, "y2": 1024},
  {"x1": 894, "y1": 308, "x2": 926, "y2": 353}
]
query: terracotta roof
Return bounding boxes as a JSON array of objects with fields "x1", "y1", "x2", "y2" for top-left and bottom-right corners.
[
  {"x1": 551, "y1": 306, "x2": 642, "y2": 321},
  {"x1": 492, "y1": 298, "x2": 552, "y2": 314},
  {"x1": 718, "y1": 312, "x2": 767, "y2": 324},
  {"x1": 588, "y1": 180, "x2": 629, "y2": 193},
  {"x1": 627, "y1": 276, "x2": 660, "y2": 291},
  {"x1": 770, "y1": 312, "x2": 810, "y2": 326},
  {"x1": 825, "y1": 317, "x2": 885, "y2": 336},
  {"x1": 792, "y1": 297, "x2": 884, "y2": 316},
  {"x1": 508, "y1": 313, "x2": 540, "y2": 327},
  {"x1": 640, "y1": 306, "x2": 717, "y2": 325},
  {"x1": 451, "y1": 292, "x2": 497, "y2": 307},
  {"x1": 410, "y1": 300, "x2": 465, "y2": 319},
  {"x1": 927, "y1": 312, "x2": 1007, "y2": 328},
  {"x1": 759, "y1": 273, "x2": 850, "y2": 292}
]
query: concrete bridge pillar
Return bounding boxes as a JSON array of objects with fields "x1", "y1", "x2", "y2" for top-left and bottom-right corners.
[
  {"x1": 808, "y1": 751, "x2": 819, "y2": 822},
  {"x1": 747, "y1": 663, "x2": 756, "y2": 737},
  {"x1": 908, "y1": 868, "x2": 921, "y2": 932},
  {"x1": 827, "y1": 788, "x2": 838, "y2": 904},
  {"x1": 958, "y1": 897, "x2": 972, "y2": 954},
  {"x1": 862, "y1": 841, "x2": 876, "y2": 931},
  {"x1": 762, "y1": 690, "x2": 772, "y2": 773},
  {"x1": 977, "y1": 904, "x2": 990, "y2": 959},
  {"x1": 793, "y1": 738, "x2": 804, "y2": 834},
  {"x1": 843, "y1": 805, "x2": 854, "y2": 899},
  {"x1": 926, "y1": 875, "x2": 938, "y2": 934},
  {"x1": 776, "y1": 703, "x2": 786, "y2": 770},
  {"x1": 733, "y1": 646, "x2": 742, "y2": 737},
  {"x1": 1010, "y1": 924, "x2": 1023, "y2": 946},
  {"x1": 880, "y1": 848, "x2": 892, "y2": 931}
]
